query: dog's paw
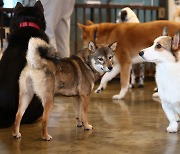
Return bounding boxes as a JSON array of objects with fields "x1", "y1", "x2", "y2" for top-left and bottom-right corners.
[
  {"x1": 138, "y1": 84, "x2": 144, "y2": 88},
  {"x1": 166, "y1": 123, "x2": 178, "y2": 133},
  {"x1": 129, "y1": 84, "x2": 135, "y2": 89},
  {"x1": 77, "y1": 122, "x2": 83, "y2": 127},
  {"x1": 95, "y1": 86, "x2": 104, "y2": 94},
  {"x1": 42, "y1": 134, "x2": 52, "y2": 141},
  {"x1": 12, "y1": 132, "x2": 21, "y2": 139},
  {"x1": 152, "y1": 92, "x2": 160, "y2": 98},
  {"x1": 112, "y1": 94, "x2": 123, "y2": 100},
  {"x1": 84, "y1": 124, "x2": 93, "y2": 130}
]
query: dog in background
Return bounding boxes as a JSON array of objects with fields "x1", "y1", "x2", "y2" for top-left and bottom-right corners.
[
  {"x1": 116, "y1": 7, "x2": 144, "y2": 88},
  {"x1": 0, "y1": 1, "x2": 47, "y2": 128},
  {"x1": 139, "y1": 27, "x2": 180, "y2": 133},
  {"x1": 78, "y1": 20, "x2": 180, "y2": 100},
  {"x1": 13, "y1": 38, "x2": 117, "y2": 141}
]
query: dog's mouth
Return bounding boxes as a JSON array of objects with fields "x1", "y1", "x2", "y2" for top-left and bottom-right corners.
[{"x1": 141, "y1": 56, "x2": 160, "y2": 63}]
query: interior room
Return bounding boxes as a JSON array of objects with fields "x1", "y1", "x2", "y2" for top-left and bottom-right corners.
[{"x1": 0, "y1": 0, "x2": 180, "y2": 153}]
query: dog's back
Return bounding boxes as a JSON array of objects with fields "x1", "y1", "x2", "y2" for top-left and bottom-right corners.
[
  {"x1": 0, "y1": 1, "x2": 48, "y2": 128},
  {"x1": 26, "y1": 38, "x2": 96, "y2": 96}
]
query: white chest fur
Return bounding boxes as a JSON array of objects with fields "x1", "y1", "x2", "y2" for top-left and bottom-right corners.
[{"x1": 156, "y1": 62, "x2": 180, "y2": 103}]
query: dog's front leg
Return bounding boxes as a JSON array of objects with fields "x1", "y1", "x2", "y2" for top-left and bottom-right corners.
[
  {"x1": 95, "y1": 63, "x2": 120, "y2": 93},
  {"x1": 74, "y1": 96, "x2": 83, "y2": 127},
  {"x1": 162, "y1": 100, "x2": 178, "y2": 133},
  {"x1": 113, "y1": 63, "x2": 131, "y2": 100},
  {"x1": 80, "y1": 95, "x2": 93, "y2": 130}
]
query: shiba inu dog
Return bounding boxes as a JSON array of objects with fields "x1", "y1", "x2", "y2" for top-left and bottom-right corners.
[
  {"x1": 139, "y1": 27, "x2": 180, "y2": 133},
  {"x1": 0, "y1": 1, "x2": 47, "y2": 128},
  {"x1": 12, "y1": 38, "x2": 117, "y2": 141},
  {"x1": 116, "y1": 7, "x2": 145, "y2": 88},
  {"x1": 78, "y1": 20, "x2": 180, "y2": 100}
]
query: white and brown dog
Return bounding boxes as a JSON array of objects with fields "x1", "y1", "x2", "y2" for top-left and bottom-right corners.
[{"x1": 139, "y1": 27, "x2": 180, "y2": 133}]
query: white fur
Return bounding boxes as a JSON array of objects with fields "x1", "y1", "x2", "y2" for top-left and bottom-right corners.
[
  {"x1": 91, "y1": 58, "x2": 105, "y2": 75},
  {"x1": 116, "y1": 7, "x2": 140, "y2": 23},
  {"x1": 141, "y1": 36, "x2": 180, "y2": 133}
]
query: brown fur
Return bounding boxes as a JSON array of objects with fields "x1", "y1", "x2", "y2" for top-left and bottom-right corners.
[{"x1": 78, "y1": 20, "x2": 180, "y2": 99}]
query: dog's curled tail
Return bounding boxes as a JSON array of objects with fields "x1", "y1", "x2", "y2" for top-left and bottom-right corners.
[{"x1": 27, "y1": 37, "x2": 60, "y2": 68}]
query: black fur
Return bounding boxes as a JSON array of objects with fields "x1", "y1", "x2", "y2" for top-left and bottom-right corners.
[
  {"x1": 120, "y1": 10, "x2": 127, "y2": 22},
  {"x1": 38, "y1": 46, "x2": 61, "y2": 62},
  {"x1": 0, "y1": 1, "x2": 49, "y2": 128}
]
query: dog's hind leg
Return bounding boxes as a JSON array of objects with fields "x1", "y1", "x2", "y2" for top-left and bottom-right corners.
[
  {"x1": 80, "y1": 95, "x2": 93, "y2": 130},
  {"x1": 95, "y1": 63, "x2": 120, "y2": 93},
  {"x1": 129, "y1": 66, "x2": 136, "y2": 88},
  {"x1": 137, "y1": 63, "x2": 144, "y2": 88},
  {"x1": 113, "y1": 62, "x2": 131, "y2": 100},
  {"x1": 13, "y1": 75, "x2": 34, "y2": 139},
  {"x1": 74, "y1": 96, "x2": 83, "y2": 127},
  {"x1": 41, "y1": 96, "x2": 54, "y2": 141}
]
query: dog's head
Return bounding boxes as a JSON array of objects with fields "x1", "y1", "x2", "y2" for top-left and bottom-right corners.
[
  {"x1": 78, "y1": 22, "x2": 98, "y2": 46},
  {"x1": 139, "y1": 27, "x2": 180, "y2": 63},
  {"x1": 12, "y1": 1, "x2": 46, "y2": 31},
  {"x1": 88, "y1": 41, "x2": 117, "y2": 74},
  {"x1": 116, "y1": 7, "x2": 140, "y2": 23}
]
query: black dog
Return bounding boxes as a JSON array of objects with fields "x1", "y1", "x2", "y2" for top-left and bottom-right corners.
[{"x1": 0, "y1": 1, "x2": 48, "y2": 127}]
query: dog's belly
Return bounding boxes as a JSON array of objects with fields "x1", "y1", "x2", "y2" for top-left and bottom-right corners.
[{"x1": 55, "y1": 82, "x2": 78, "y2": 96}]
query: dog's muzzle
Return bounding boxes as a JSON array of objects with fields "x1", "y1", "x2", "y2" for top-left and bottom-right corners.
[
  {"x1": 108, "y1": 66, "x2": 113, "y2": 71},
  {"x1": 139, "y1": 51, "x2": 144, "y2": 57}
]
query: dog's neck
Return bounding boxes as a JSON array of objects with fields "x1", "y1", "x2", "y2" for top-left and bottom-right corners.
[
  {"x1": 19, "y1": 22, "x2": 41, "y2": 30},
  {"x1": 77, "y1": 49, "x2": 102, "y2": 80}
]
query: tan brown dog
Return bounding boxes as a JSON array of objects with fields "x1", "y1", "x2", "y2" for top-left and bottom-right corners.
[
  {"x1": 12, "y1": 38, "x2": 117, "y2": 141},
  {"x1": 78, "y1": 20, "x2": 180, "y2": 100}
]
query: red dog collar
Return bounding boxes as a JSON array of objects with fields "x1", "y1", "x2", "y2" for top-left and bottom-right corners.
[{"x1": 19, "y1": 22, "x2": 41, "y2": 30}]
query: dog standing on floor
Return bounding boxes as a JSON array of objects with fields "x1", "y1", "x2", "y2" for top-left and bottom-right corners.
[
  {"x1": 139, "y1": 27, "x2": 180, "y2": 133},
  {"x1": 13, "y1": 38, "x2": 117, "y2": 141},
  {"x1": 116, "y1": 7, "x2": 144, "y2": 88},
  {"x1": 78, "y1": 20, "x2": 180, "y2": 100}
]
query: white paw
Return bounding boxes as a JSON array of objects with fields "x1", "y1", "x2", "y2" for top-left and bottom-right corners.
[
  {"x1": 166, "y1": 123, "x2": 178, "y2": 133},
  {"x1": 12, "y1": 132, "x2": 21, "y2": 139},
  {"x1": 152, "y1": 92, "x2": 159, "y2": 98},
  {"x1": 112, "y1": 94, "x2": 123, "y2": 100},
  {"x1": 77, "y1": 122, "x2": 83, "y2": 127},
  {"x1": 42, "y1": 134, "x2": 52, "y2": 141},
  {"x1": 95, "y1": 86, "x2": 104, "y2": 94},
  {"x1": 84, "y1": 124, "x2": 93, "y2": 130}
]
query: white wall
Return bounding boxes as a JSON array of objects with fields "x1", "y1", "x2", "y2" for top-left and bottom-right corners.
[{"x1": 3, "y1": 0, "x2": 22, "y2": 8}]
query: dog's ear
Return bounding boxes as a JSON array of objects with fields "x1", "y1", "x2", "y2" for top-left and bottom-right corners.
[
  {"x1": 108, "y1": 42, "x2": 117, "y2": 51},
  {"x1": 14, "y1": 2, "x2": 23, "y2": 13},
  {"x1": 162, "y1": 26, "x2": 168, "y2": 36},
  {"x1": 172, "y1": 32, "x2": 180, "y2": 50},
  {"x1": 86, "y1": 20, "x2": 94, "y2": 25},
  {"x1": 88, "y1": 41, "x2": 96, "y2": 52},
  {"x1": 78, "y1": 23, "x2": 86, "y2": 30},
  {"x1": 34, "y1": 0, "x2": 44, "y2": 13}
]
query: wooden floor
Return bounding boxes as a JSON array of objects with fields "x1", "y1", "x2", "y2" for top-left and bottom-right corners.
[{"x1": 0, "y1": 80, "x2": 180, "y2": 154}]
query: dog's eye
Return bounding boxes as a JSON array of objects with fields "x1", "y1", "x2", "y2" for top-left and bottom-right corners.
[
  {"x1": 98, "y1": 58, "x2": 104, "y2": 61},
  {"x1": 109, "y1": 56, "x2": 113, "y2": 60},
  {"x1": 156, "y1": 43, "x2": 162, "y2": 49}
]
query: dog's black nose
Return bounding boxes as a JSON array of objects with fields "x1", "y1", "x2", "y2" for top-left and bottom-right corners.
[
  {"x1": 108, "y1": 66, "x2": 113, "y2": 71},
  {"x1": 139, "y1": 51, "x2": 144, "y2": 57}
]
